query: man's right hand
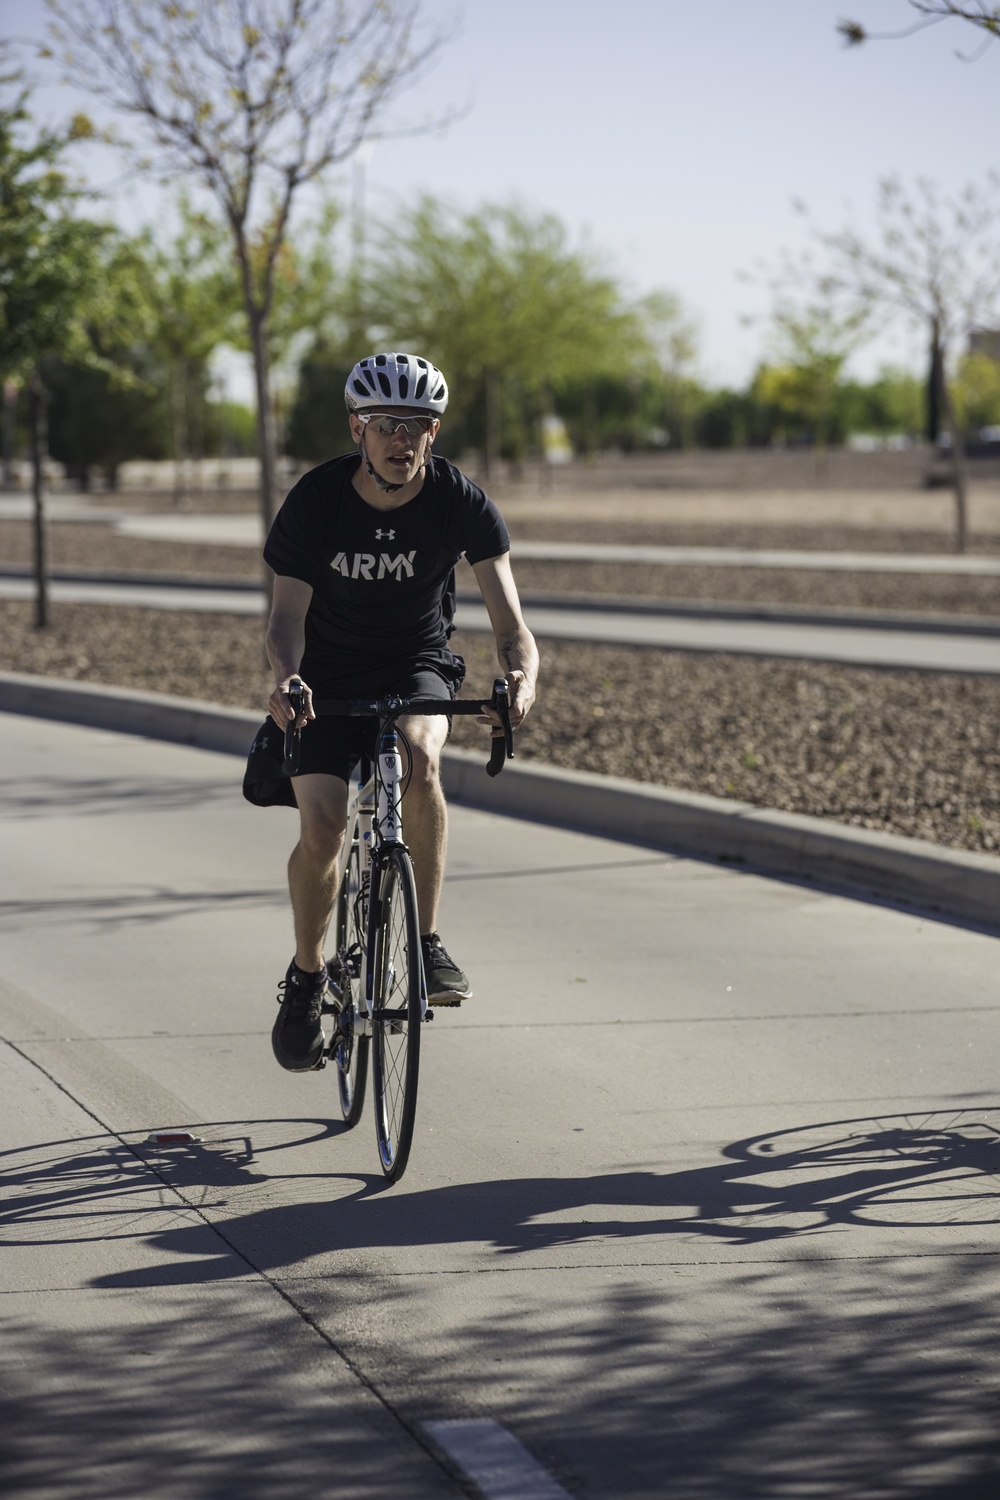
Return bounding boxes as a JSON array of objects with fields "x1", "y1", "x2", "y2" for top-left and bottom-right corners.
[{"x1": 268, "y1": 675, "x2": 315, "y2": 732}]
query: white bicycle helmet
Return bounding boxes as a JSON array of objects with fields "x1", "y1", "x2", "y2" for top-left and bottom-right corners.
[{"x1": 345, "y1": 352, "x2": 449, "y2": 415}]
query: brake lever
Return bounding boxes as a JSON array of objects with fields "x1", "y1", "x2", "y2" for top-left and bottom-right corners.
[
  {"x1": 282, "y1": 678, "x2": 306, "y2": 776},
  {"x1": 486, "y1": 676, "x2": 514, "y2": 778}
]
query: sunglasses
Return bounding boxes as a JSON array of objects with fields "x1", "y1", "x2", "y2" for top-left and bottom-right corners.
[{"x1": 357, "y1": 413, "x2": 437, "y2": 439}]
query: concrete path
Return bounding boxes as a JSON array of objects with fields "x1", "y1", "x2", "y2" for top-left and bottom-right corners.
[
  {"x1": 514, "y1": 539, "x2": 1000, "y2": 575},
  {"x1": 3, "y1": 573, "x2": 999, "y2": 674},
  {"x1": 5, "y1": 498, "x2": 1000, "y2": 573},
  {"x1": 1, "y1": 712, "x2": 999, "y2": 1497}
]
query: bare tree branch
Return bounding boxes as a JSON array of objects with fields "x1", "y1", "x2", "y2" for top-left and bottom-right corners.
[
  {"x1": 41, "y1": 0, "x2": 458, "y2": 532},
  {"x1": 839, "y1": 3, "x2": 1000, "y2": 55},
  {"x1": 784, "y1": 175, "x2": 1000, "y2": 550}
]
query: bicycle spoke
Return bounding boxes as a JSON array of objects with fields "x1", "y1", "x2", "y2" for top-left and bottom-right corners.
[
  {"x1": 331, "y1": 839, "x2": 368, "y2": 1125},
  {"x1": 371, "y1": 849, "x2": 421, "y2": 1181}
]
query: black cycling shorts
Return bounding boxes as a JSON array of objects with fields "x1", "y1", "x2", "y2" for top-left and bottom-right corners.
[{"x1": 242, "y1": 664, "x2": 458, "y2": 809}]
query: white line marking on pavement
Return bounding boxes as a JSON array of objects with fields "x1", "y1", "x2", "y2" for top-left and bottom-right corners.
[{"x1": 425, "y1": 1418, "x2": 573, "y2": 1499}]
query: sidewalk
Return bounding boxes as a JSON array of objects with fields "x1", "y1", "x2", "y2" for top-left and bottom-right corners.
[
  {"x1": 1, "y1": 671, "x2": 997, "y2": 931},
  {"x1": 5, "y1": 496, "x2": 1000, "y2": 572}
]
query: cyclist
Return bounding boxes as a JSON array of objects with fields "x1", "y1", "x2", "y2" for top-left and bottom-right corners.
[{"x1": 245, "y1": 352, "x2": 538, "y2": 1071}]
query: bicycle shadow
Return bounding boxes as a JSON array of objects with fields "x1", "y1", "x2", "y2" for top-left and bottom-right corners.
[
  {"x1": 0, "y1": 1117, "x2": 353, "y2": 1261},
  {"x1": 5, "y1": 1104, "x2": 990, "y2": 1285}
]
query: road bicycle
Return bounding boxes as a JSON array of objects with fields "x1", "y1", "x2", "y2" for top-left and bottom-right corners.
[{"x1": 283, "y1": 677, "x2": 514, "y2": 1183}]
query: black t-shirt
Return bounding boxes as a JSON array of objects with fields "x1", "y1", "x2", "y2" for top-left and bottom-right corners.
[{"x1": 264, "y1": 452, "x2": 509, "y2": 693}]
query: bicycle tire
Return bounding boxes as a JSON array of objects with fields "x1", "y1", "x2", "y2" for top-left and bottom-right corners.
[
  {"x1": 330, "y1": 839, "x2": 369, "y2": 1126},
  {"x1": 370, "y1": 846, "x2": 422, "y2": 1182}
]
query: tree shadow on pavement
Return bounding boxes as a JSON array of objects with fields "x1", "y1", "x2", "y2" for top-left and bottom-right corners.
[
  {"x1": 0, "y1": 883, "x2": 287, "y2": 933},
  {"x1": 4, "y1": 1107, "x2": 1000, "y2": 1498},
  {"x1": 0, "y1": 1290, "x2": 455, "y2": 1500},
  {"x1": 0, "y1": 773, "x2": 238, "y2": 821}
]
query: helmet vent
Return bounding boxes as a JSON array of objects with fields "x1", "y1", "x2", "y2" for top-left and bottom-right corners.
[{"x1": 344, "y1": 352, "x2": 448, "y2": 414}]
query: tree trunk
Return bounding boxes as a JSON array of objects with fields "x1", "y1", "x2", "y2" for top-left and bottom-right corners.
[
  {"x1": 940, "y1": 375, "x2": 969, "y2": 554},
  {"x1": 2, "y1": 380, "x2": 17, "y2": 489},
  {"x1": 169, "y1": 358, "x2": 190, "y2": 510},
  {"x1": 583, "y1": 387, "x2": 598, "y2": 467},
  {"x1": 927, "y1": 319, "x2": 944, "y2": 444},
  {"x1": 29, "y1": 367, "x2": 50, "y2": 630},
  {"x1": 232, "y1": 221, "x2": 279, "y2": 611},
  {"x1": 249, "y1": 307, "x2": 279, "y2": 556},
  {"x1": 483, "y1": 367, "x2": 500, "y2": 480}
]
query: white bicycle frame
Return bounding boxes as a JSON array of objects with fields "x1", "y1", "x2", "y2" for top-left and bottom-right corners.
[{"x1": 340, "y1": 723, "x2": 428, "y2": 1027}]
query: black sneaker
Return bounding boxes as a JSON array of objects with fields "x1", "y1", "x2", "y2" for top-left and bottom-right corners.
[
  {"x1": 271, "y1": 961, "x2": 328, "y2": 1071},
  {"x1": 421, "y1": 932, "x2": 472, "y2": 1006}
]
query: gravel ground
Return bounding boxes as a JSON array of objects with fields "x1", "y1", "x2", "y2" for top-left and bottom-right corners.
[
  {"x1": 0, "y1": 520, "x2": 258, "y2": 581},
  {"x1": 4, "y1": 465, "x2": 999, "y2": 855},
  {"x1": 3, "y1": 597, "x2": 999, "y2": 855}
]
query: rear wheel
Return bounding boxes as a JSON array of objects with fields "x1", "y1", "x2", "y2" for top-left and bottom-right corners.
[
  {"x1": 371, "y1": 847, "x2": 422, "y2": 1182},
  {"x1": 330, "y1": 839, "x2": 368, "y2": 1126}
]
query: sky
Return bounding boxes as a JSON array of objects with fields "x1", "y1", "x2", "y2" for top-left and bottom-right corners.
[{"x1": 2, "y1": 0, "x2": 998, "y2": 397}]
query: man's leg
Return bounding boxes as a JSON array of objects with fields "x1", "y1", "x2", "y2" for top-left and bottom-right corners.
[
  {"x1": 399, "y1": 714, "x2": 471, "y2": 1001},
  {"x1": 398, "y1": 714, "x2": 449, "y2": 932},
  {"x1": 271, "y1": 772, "x2": 351, "y2": 1073},
  {"x1": 288, "y1": 772, "x2": 350, "y2": 969}
]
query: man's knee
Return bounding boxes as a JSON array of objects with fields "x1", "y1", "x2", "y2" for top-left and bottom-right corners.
[
  {"x1": 401, "y1": 717, "x2": 448, "y2": 794},
  {"x1": 293, "y1": 776, "x2": 349, "y2": 863}
]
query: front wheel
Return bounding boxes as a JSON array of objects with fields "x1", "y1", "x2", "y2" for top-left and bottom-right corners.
[
  {"x1": 371, "y1": 847, "x2": 423, "y2": 1182},
  {"x1": 331, "y1": 839, "x2": 369, "y2": 1126}
]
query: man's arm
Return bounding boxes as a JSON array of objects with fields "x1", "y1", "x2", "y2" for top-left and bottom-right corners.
[
  {"x1": 471, "y1": 552, "x2": 539, "y2": 728},
  {"x1": 266, "y1": 574, "x2": 316, "y2": 729}
]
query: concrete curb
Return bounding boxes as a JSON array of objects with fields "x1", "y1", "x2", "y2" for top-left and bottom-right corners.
[{"x1": 2, "y1": 670, "x2": 998, "y2": 932}]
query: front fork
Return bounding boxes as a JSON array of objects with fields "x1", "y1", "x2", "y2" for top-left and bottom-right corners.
[{"x1": 370, "y1": 725, "x2": 430, "y2": 1021}]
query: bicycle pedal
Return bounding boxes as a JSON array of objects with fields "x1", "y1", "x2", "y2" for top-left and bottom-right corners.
[{"x1": 427, "y1": 996, "x2": 462, "y2": 1009}]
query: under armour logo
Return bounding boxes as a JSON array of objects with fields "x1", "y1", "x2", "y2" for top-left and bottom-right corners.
[{"x1": 375, "y1": 528, "x2": 395, "y2": 540}]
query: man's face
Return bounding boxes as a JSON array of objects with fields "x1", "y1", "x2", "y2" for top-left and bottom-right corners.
[{"x1": 350, "y1": 406, "x2": 440, "y2": 486}]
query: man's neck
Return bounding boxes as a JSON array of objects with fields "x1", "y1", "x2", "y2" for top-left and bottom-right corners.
[{"x1": 350, "y1": 453, "x2": 429, "y2": 511}]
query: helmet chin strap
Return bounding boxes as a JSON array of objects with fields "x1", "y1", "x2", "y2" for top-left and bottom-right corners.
[{"x1": 360, "y1": 436, "x2": 426, "y2": 494}]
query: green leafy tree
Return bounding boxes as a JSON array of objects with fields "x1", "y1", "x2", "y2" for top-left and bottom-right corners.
[
  {"x1": 953, "y1": 349, "x2": 1000, "y2": 431},
  {"x1": 0, "y1": 77, "x2": 112, "y2": 623},
  {"x1": 837, "y1": 367, "x2": 925, "y2": 442},
  {"x1": 45, "y1": 348, "x2": 168, "y2": 488},
  {"x1": 256, "y1": 198, "x2": 349, "y2": 457},
  {"x1": 131, "y1": 198, "x2": 242, "y2": 504},
  {"x1": 44, "y1": 0, "x2": 455, "y2": 547},
  {"x1": 371, "y1": 196, "x2": 660, "y2": 474},
  {"x1": 285, "y1": 338, "x2": 354, "y2": 463},
  {"x1": 758, "y1": 302, "x2": 867, "y2": 462}
]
